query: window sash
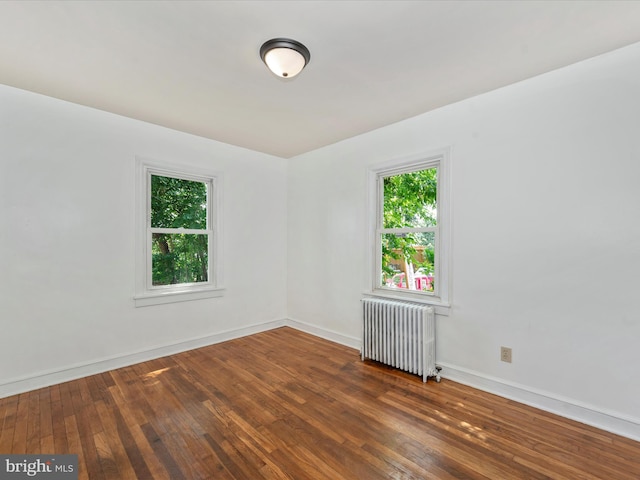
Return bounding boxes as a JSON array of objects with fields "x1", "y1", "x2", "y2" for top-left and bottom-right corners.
[
  {"x1": 147, "y1": 171, "x2": 213, "y2": 230},
  {"x1": 376, "y1": 164, "x2": 440, "y2": 297},
  {"x1": 145, "y1": 171, "x2": 214, "y2": 290},
  {"x1": 379, "y1": 227, "x2": 436, "y2": 234},
  {"x1": 378, "y1": 230, "x2": 439, "y2": 296},
  {"x1": 150, "y1": 227, "x2": 212, "y2": 235},
  {"x1": 146, "y1": 230, "x2": 213, "y2": 290}
]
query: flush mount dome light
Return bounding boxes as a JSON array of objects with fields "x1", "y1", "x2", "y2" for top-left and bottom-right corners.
[{"x1": 260, "y1": 38, "x2": 310, "y2": 78}]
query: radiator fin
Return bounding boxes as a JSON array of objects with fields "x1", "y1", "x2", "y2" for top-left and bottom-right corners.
[{"x1": 362, "y1": 298, "x2": 436, "y2": 382}]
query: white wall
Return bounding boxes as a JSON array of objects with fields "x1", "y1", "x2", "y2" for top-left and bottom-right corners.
[
  {"x1": 288, "y1": 43, "x2": 640, "y2": 439},
  {"x1": 2, "y1": 41, "x2": 639, "y2": 441},
  {"x1": 0, "y1": 85, "x2": 288, "y2": 394}
]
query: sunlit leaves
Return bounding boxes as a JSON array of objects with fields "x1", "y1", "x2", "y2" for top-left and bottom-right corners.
[
  {"x1": 150, "y1": 175, "x2": 209, "y2": 286},
  {"x1": 381, "y1": 168, "x2": 437, "y2": 288},
  {"x1": 383, "y1": 169, "x2": 437, "y2": 229}
]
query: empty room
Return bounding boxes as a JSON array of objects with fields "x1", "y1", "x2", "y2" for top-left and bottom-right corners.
[{"x1": 1, "y1": 1, "x2": 639, "y2": 479}]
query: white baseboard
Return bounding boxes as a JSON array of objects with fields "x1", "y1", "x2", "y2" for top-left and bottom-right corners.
[
  {"x1": 438, "y1": 362, "x2": 640, "y2": 442},
  {"x1": 3, "y1": 319, "x2": 639, "y2": 443},
  {"x1": 285, "y1": 317, "x2": 360, "y2": 350},
  {"x1": 0, "y1": 318, "x2": 286, "y2": 399}
]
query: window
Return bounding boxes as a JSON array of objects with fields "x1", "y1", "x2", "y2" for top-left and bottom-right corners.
[
  {"x1": 369, "y1": 150, "x2": 450, "y2": 308},
  {"x1": 135, "y1": 158, "x2": 223, "y2": 306}
]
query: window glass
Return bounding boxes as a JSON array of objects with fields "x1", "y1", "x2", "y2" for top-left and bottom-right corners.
[
  {"x1": 151, "y1": 175, "x2": 207, "y2": 229},
  {"x1": 382, "y1": 168, "x2": 437, "y2": 229},
  {"x1": 378, "y1": 166, "x2": 438, "y2": 295},
  {"x1": 381, "y1": 232, "x2": 435, "y2": 291},
  {"x1": 151, "y1": 233, "x2": 209, "y2": 286}
]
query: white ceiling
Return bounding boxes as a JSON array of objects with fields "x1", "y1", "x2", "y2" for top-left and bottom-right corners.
[{"x1": 2, "y1": 1, "x2": 640, "y2": 158}]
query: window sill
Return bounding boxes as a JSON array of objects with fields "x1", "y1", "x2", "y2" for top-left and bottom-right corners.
[
  {"x1": 134, "y1": 286, "x2": 226, "y2": 307},
  {"x1": 364, "y1": 289, "x2": 450, "y2": 316}
]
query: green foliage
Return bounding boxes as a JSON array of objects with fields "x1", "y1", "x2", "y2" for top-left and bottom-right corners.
[
  {"x1": 151, "y1": 175, "x2": 207, "y2": 229},
  {"x1": 383, "y1": 168, "x2": 437, "y2": 229},
  {"x1": 381, "y1": 168, "x2": 437, "y2": 286},
  {"x1": 151, "y1": 175, "x2": 209, "y2": 286}
]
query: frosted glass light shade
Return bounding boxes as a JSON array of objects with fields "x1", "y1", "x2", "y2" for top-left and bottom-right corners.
[
  {"x1": 264, "y1": 48, "x2": 306, "y2": 78},
  {"x1": 260, "y1": 38, "x2": 310, "y2": 79}
]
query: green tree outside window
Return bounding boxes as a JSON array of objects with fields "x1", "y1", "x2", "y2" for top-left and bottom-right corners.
[
  {"x1": 151, "y1": 175, "x2": 209, "y2": 286},
  {"x1": 381, "y1": 168, "x2": 437, "y2": 291}
]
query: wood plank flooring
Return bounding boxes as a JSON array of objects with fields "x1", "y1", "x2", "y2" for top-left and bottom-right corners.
[{"x1": 0, "y1": 327, "x2": 638, "y2": 479}]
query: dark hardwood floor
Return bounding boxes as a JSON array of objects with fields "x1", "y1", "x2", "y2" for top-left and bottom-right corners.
[{"x1": 1, "y1": 327, "x2": 638, "y2": 479}]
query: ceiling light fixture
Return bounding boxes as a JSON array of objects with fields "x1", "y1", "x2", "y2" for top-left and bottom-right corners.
[{"x1": 260, "y1": 38, "x2": 310, "y2": 79}]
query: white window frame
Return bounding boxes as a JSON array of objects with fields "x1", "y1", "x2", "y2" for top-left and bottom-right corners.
[
  {"x1": 134, "y1": 157, "x2": 224, "y2": 307},
  {"x1": 367, "y1": 148, "x2": 451, "y2": 313}
]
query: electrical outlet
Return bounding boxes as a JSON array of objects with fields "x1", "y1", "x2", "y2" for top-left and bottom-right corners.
[{"x1": 500, "y1": 346, "x2": 512, "y2": 363}]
